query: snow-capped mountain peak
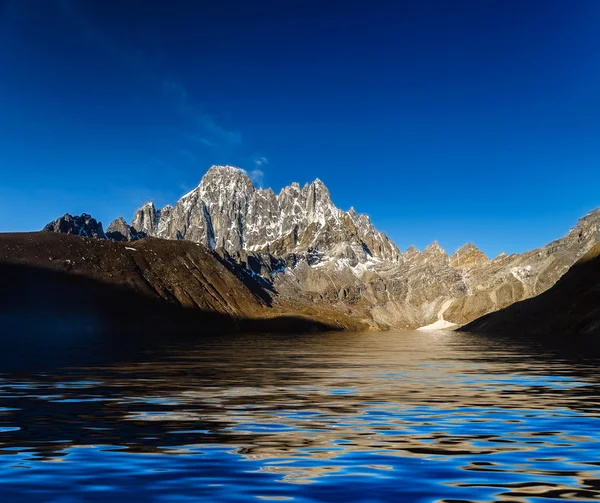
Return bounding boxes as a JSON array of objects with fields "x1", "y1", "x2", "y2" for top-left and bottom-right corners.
[{"x1": 129, "y1": 165, "x2": 400, "y2": 265}]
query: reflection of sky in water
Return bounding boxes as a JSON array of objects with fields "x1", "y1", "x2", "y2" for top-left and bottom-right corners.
[{"x1": 0, "y1": 331, "x2": 599, "y2": 502}]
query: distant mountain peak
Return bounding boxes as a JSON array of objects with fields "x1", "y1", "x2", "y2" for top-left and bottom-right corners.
[
  {"x1": 128, "y1": 165, "x2": 400, "y2": 264},
  {"x1": 424, "y1": 241, "x2": 446, "y2": 255},
  {"x1": 457, "y1": 242, "x2": 478, "y2": 251},
  {"x1": 202, "y1": 165, "x2": 254, "y2": 188},
  {"x1": 206, "y1": 164, "x2": 247, "y2": 175},
  {"x1": 42, "y1": 213, "x2": 105, "y2": 239},
  {"x1": 450, "y1": 242, "x2": 489, "y2": 269}
]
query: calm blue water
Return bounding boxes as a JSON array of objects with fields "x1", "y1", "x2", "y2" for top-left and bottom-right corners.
[{"x1": 0, "y1": 331, "x2": 599, "y2": 502}]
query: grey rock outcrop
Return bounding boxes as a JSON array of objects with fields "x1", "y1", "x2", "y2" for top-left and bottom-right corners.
[{"x1": 42, "y1": 213, "x2": 106, "y2": 239}]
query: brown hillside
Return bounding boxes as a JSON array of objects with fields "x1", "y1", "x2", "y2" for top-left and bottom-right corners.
[{"x1": 0, "y1": 233, "x2": 366, "y2": 334}]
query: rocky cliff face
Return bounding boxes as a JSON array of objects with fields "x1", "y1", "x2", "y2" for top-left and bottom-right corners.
[
  {"x1": 130, "y1": 166, "x2": 400, "y2": 265},
  {"x1": 42, "y1": 213, "x2": 105, "y2": 239}
]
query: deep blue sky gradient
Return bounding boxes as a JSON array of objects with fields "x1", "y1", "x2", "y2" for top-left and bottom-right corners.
[{"x1": 1, "y1": 0, "x2": 599, "y2": 256}]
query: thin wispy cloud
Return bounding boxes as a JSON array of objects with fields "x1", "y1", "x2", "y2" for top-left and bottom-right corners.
[
  {"x1": 248, "y1": 157, "x2": 268, "y2": 186},
  {"x1": 248, "y1": 170, "x2": 265, "y2": 187},
  {"x1": 176, "y1": 149, "x2": 198, "y2": 164},
  {"x1": 254, "y1": 156, "x2": 269, "y2": 167},
  {"x1": 198, "y1": 112, "x2": 242, "y2": 145},
  {"x1": 183, "y1": 133, "x2": 216, "y2": 148},
  {"x1": 162, "y1": 79, "x2": 188, "y2": 107},
  {"x1": 199, "y1": 138, "x2": 214, "y2": 147},
  {"x1": 178, "y1": 182, "x2": 194, "y2": 194},
  {"x1": 163, "y1": 78, "x2": 242, "y2": 147},
  {"x1": 52, "y1": 0, "x2": 264, "y2": 209},
  {"x1": 56, "y1": 2, "x2": 242, "y2": 153}
]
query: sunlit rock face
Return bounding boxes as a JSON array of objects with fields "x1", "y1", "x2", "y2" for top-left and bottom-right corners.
[
  {"x1": 130, "y1": 165, "x2": 401, "y2": 265},
  {"x1": 449, "y1": 243, "x2": 489, "y2": 269}
]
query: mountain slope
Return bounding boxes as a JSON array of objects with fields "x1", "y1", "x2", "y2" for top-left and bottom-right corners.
[
  {"x1": 462, "y1": 243, "x2": 600, "y2": 336},
  {"x1": 0, "y1": 233, "x2": 367, "y2": 334}
]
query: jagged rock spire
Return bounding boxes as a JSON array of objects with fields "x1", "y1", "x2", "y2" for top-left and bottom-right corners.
[
  {"x1": 42, "y1": 213, "x2": 105, "y2": 239},
  {"x1": 128, "y1": 165, "x2": 401, "y2": 264}
]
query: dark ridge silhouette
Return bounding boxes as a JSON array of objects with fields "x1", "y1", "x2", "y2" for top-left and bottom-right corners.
[
  {"x1": 0, "y1": 232, "x2": 358, "y2": 340},
  {"x1": 462, "y1": 242, "x2": 600, "y2": 337},
  {"x1": 0, "y1": 261, "x2": 341, "y2": 336}
]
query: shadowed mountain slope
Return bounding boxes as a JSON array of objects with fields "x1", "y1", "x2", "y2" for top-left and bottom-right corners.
[
  {"x1": 462, "y1": 243, "x2": 600, "y2": 337},
  {"x1": 0, "y1": 233, "x2": 367, "y2": 334}
]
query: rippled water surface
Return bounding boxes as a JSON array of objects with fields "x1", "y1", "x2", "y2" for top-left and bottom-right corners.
[{"x1": 1, "y1": 331, "x2": 600, "y2": 502}]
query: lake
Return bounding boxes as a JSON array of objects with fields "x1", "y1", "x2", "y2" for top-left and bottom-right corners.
[{"x1": 0, "y1": 330, "x2": 599, "y2": 502}]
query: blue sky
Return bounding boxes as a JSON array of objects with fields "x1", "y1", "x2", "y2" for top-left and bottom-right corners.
[{"x1": 1, "y1": 0, "x2": 599, "y2": 256}]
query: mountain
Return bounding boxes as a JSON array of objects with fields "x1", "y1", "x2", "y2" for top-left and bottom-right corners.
[
  {"x1": 271, "y1": 207, "x2": 600, "y2": 329},
  {"x1": 462, "y1": 243, "x2": 600, "y2": 336},
  {"x1": 130, "y1": 165, "x2": 400, "y2": 266},
  {"x1": 43, "y1": 213, "x2": 106, "y2": 239},
  {"x1": 38, "y1": 166, "x2": 600, "y2": 331}
]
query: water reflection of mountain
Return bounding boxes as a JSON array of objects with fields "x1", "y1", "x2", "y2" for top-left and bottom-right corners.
[{"x1": 1, "y1": 331, "x2": 600, "y2": 501}]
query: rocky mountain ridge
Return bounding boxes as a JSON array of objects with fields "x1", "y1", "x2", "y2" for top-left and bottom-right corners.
[
  {"x1": 39, "y1": 165, "x2": 600, "y2": 330},
  {"x1": 129, "y1": 166, "x2": 400, "y2": 266},
  {"x1": 43, "y1": 213, "x2": 106, "y2": 239}
]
